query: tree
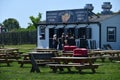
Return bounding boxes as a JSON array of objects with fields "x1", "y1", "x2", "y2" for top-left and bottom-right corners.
[
  {"x1": 28, "y1": 13, "x2": 42, "y2": 29},
  {"x1": 0, "y1": 23, "x2": 3, "y2": 27},
  {"x1": 27, "y1": 23, "x2": 36, "y2": 31},
  {"x1": 3, "y1": 18, "x2": 20, "y2": 31},
  {"x1": 117, "y1": 10, "x2": 120, "y2": 14}
]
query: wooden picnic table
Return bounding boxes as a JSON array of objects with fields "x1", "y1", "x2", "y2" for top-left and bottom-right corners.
[
  {"x1": 0, "y1": 48, "x2": 22, "y2": 66},
  {"x1": 34, "y1": 49, "x2": 59, "y2": 56},
  {"x1": 17, "y1": 51, "x2": 58, "y2": 67},
  {"x1": 51, "y1": 57, "x2": 96, "y2": 64},
  {"x1": 0, "y1": 53, "x2": 14, "y2": 66},
  {"x1": 29, "y1": 52, "x2": 57, "y2": 73},
  {"x1": 90, "y1": 50, "x2": 120, "y2": 55},
  {"x1": 47, "y1": 56, "x2": 100, "y2": 73},
  {"x1": 17, "y1": 52, "x2": 40, "y2": 67},
  {"x1": 35, "y1": 49, "x2": 57, "y2": 52},
  {"x1": 17, "y1": 53, "x2": 31, "y2": 67},
  {"x1": 89, "y1": 50, "x2": 120, "y2": 62},
  {"x1": 0, "y1": 48, "x2": 19, "y2": 54}
]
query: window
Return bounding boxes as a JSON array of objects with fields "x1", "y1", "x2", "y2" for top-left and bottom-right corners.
[
  {"x1": 39, "y1": 25, "x2": 45, "y2": 39},
  {"x1": 107, "y1": 27, "x2": 116, "y2": 42},
  {"x1": 77, "y1": 27, "x2": 91, "y2": 39},
  {"x1": 65, "y1": 28, "x2": 75, "y2": 37},
  {"x1": 86, "y1": 28, "x2": 91, "y2": 39}
]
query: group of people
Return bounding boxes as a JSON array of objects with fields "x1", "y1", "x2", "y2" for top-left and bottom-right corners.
[{"x1": 52, "y1": 33, "x2": 75, "y2": 50}]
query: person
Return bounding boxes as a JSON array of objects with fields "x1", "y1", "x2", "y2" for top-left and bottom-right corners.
[
  {"x1": 68, "y1": 34, "x2": 76, "y2": 46},
  {"x1": 52, "y1": 34, "x2": 58, "y2": 50},
  {"x1": 60, "y1": 33, "x2": 65, "y2": 50},
  {"x1": 64, "y1": 34, "x2": 69, "y2": 45}
]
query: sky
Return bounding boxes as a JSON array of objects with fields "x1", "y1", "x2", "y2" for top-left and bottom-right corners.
[{"x1": 0, "y1": 0, "x2": 120, "y2": 28}]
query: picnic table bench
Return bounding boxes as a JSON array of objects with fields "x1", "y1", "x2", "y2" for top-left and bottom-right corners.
[
  {"x1": 34, "y1": 49, "x2": 58, "y2": 55},
  {"x1": 89, "y1": 50, "x2": 120, "y2": 62},
  {"x1": 17, "y1": 54, "x2": 31, "y2": 67},
  {"x1": 106, "y1": 50, "x2": 120, "y2": 62},
  {"x1": 0, "y1": 48, "x2": 23, "y2": 66},
  {"x1": 0, "y1": 48, "x2": 22, "y2": 60},
  {"x1": 0, "y1": 54, "x2": 14, "y2": 66},
  {"x1": 29, "y1": 52, "x2": 57, "y2": 73},
  {"x1": 17, "y1": 50, "x2": 58, "y2": 67},
  {"x1": 47, "y1": 57, "x2": 101, "y2": 73}
]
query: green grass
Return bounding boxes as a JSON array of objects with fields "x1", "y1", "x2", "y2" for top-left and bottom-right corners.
[
  {"x1": 0, "y1": 44, "x2": 120, "y2": 80},
  {"x1": 4, "y1": 44, "x2": 36, "y2": 53}
]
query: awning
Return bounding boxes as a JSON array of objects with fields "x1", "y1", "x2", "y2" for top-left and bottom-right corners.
[
  {"x1": 48, "y1": 25, "x2": 55, "y2": 28},
  {"x1": 76, "y1": 24, "x2": 87, "y2": 28},
  {"x1": 55, "y1": 25, "x2": 64, "y2": 29},
  {"x1": 64, "y1": 24, "x2": 76, "y2": 28}
]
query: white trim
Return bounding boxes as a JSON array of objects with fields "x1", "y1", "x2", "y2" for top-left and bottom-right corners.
[
  {"x1": 64, "y1": 24, "x2": 76, "y2": 28},
  {"x1": 55, "y1": 25, "x2": 64, "y2": 29},
  {"x1": 49, "y1": 25, "x2": 55, "y2": 28},
  {"x1": 76, "y1": 24, "x2": 87, "y2": 28}
]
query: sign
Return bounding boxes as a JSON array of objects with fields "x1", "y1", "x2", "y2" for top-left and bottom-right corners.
[{"x1": 46, "y1": 9, "x2": 89, "y2": 23}]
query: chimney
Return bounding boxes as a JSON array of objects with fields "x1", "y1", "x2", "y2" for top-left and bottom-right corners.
[
  {"x1": 84, "y1": 4, "x2": 94, "y2": 11},
  {"x1": 101, "y1": 2, "x2": 112, "y2": 15}
]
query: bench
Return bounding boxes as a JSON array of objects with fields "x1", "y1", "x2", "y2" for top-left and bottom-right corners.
[
  {"x1": 0, "y1": 59, "x2": 13, "y2": 66},
  {"x1": 34, "y1": 49, "x2": 59, "y2": 56},
  {"x1": 18, "y1": 59, "x2": 52, "y2": 67},
  {"x1": 115, "y1": 61, "x2": 120, "y2": 63},
  {"x1": 18, "y1": 59, "x2": 31, "y2": 67},
  {"x1": 29, "y1": 52, "x2": 57, "y2": 73},
  {"x1": 47, "y1": 63, "x2": 100, "y2": 73},
  {"x1": 1, "y1": 48, "x2": 22, "y2": 60},
  {"x1": 18, "y1": 51, "x2": 59, "y2": 67},
  {"x1": 17, "y1": 54, "x2": 31, "y2": 67},
  {"x1": 109, "y1": 56, "x2": 120, "y2": 62},
  {"x1": 47, "y1": 57, "x2": 101, "y2": 73},
  {"x1": 0, "y1": 54, "x2": 14, "y2": 66},
  {"x1": 88, "y1": 51, "x2": 106, "y2": 62}
]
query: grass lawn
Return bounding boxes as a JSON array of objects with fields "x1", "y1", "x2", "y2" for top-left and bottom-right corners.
[
  {"x1": 0, "y1": 44, "x2": 120, "y2": 80},
  {"x1": 4, "y1": 44, "x2": 37, "y2": 53}
]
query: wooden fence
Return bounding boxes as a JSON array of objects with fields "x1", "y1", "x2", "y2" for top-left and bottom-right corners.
[{"x1": 0, "y1": 30, "x2": 37, "y2": 45}]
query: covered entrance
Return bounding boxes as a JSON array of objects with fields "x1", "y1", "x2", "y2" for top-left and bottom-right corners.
[{"x1": 48, "y1": 24, "x2": 93, "y2": 49}]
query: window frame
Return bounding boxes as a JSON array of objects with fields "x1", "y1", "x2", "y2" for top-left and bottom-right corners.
[
  {"x1": 107, "y1": 27, "x2": 116, "y2": 42},
  {"x1": 77, "y1": 27, "x2": 92, "y2": 39},
  {"x1": 39, "y1": 25, "x2": 46, "y2": 40}
]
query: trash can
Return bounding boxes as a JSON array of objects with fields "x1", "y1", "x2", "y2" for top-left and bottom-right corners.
[{"x1": 73, "y1": 48, "x2": 88, "y2": 57}]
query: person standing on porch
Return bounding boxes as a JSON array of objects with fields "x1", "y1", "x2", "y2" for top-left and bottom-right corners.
[
  {"x1": 60, "y1": 33, "x2": 65, "y2": 50},
  {"x1": 52, "y1": 34, "x2": 58, "y2": 50},
  {"x1": 64, "y1": 34, "x2": 69, "y2": 45}
]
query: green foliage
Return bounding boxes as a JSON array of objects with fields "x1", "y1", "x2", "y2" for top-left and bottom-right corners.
[
  {"x1": 29, "y1": 13, "x2": 42, "y2": 29},
  {"x1": 117, "y1": 10, "x2": 120, "y2": 14},
  {"x1": 13, "y1": 28, "x2": 27, "y2": 32},
  {"x1": 2, "y1": 18, "x2": 20, "y2": 31},
  {"x1": 96, "y1": 12, "x2": 101, "y2": 15},
  {"x1": 0, "y1": 23, "x2": 3, "y2": 27},
  {"x1": 14, "y1": 27, "x2": 36, "y2": 32},
  {"x1": 27, "y1": 23, "x2": 36, "y2": 31}
]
